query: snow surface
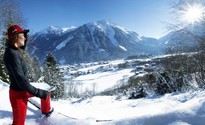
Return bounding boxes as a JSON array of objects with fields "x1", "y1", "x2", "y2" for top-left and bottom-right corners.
[
  {"x1": 55, "y1": 36, "x2": 74, "y2": 51},
  {"x1": 1, "y1": 76, "x2": 205, "y2": 124},
  {"x1": 74, "y1": 68, "x2": 133, "y2": 93}
]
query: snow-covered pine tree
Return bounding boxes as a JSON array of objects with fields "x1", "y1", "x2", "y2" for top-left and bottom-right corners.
[
  {"x1": 0, "y1": 27, "x2": 12, "y2": 83},
  {"x1": 43, "y1": 52, "x2": 64, "y2": 99},
  {"x1": 32, "y1": 56, "x2": 42, "y2": 82},
  {"x1": 0, "y1": 47, "x2": 9, "y2": 82},
  {"x1": 0, "y1": 25, "x2": 9, "y2": 83},
  {"x1": 23, "y1": 52, "x2": 38, "y2": 82}
]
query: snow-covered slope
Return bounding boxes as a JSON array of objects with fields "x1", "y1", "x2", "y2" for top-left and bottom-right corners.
[{"x1": 1, "y1": 74, "x2": 205, "y2": 124}]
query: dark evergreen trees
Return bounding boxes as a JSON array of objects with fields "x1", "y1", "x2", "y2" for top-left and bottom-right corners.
[{"x1": 43, "y1": 52, "x2": 64, "y2": 99}]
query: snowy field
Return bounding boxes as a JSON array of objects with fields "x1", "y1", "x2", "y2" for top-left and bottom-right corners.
[
  {"x1": 1, "y1": 56, "x2": 205, "y2": 125},
  {"x1": 62, "y1": 59, "x2": 136, "y2": 95},
  {"x1": 0, "y1": 82, "x2": 205, "y2": 125},
  {"x1": 1, "y1": 80, "x2": 205, "y2": 125}
]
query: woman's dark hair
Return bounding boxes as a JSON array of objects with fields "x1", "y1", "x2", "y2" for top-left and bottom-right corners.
[{"x1": 6, "y1": 34, "x2": 18, "y2": 47}]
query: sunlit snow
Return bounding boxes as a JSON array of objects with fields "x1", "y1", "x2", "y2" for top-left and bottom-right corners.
[{"x1": 1, "y1": 57, "x2": 205, "y2": 125}]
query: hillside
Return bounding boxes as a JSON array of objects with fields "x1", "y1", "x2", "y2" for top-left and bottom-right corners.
[{"x1": 1, "y1": 76, "x2": 205, "y2": 125}]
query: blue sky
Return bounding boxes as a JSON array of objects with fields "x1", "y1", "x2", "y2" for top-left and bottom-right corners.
[{"x1": 19, "y1": 0, "x2": 170, "y2": 38}]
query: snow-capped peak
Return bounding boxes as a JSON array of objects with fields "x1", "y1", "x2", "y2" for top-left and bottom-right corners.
[
  {"x1": 95, "y1": 20, "x2": 131, "y2": 34},
  {"x1": 85, "y1": 20, "x2": 120, "y2": 47},
  {"x1": 40, "y1": 25, "x2": 77, "y2": 35}
]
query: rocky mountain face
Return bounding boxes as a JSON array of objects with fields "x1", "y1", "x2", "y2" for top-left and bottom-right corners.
[{"x1": 26, "y1": 20, "x2": 165, "y2": 64}]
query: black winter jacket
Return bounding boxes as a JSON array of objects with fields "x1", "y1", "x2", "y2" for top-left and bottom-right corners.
[{"x1": 4, "y1": 46, "x2": 48, "y2": 99}]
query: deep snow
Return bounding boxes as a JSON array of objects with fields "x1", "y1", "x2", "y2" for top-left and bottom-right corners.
[
  {"x1": 1, "y1": 56, "x2": 205, "y2": 125},
  {"x1": 1, "y1": 79, "x2": 205, "y2": 125}
]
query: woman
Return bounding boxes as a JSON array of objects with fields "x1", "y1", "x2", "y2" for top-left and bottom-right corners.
[{"x1": 3, "y1": 25, "x2": 54, "y2": 125}]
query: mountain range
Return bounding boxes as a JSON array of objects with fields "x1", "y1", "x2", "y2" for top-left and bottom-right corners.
[{"x1": 26, "y1": 20, "x2": 167, "y2": 64}]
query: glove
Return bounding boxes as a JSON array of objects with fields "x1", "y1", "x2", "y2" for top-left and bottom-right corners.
[{"x1": 35, "y1": 88, "x2": 49, "y2": 100}]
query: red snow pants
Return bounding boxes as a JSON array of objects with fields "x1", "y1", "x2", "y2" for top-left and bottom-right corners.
[{"x1": 9, "y1": 89, "x2": 51, "y2": 125}]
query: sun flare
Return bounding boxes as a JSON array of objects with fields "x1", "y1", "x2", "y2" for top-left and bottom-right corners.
[{"x1": 182, "y1": 4, "x2": 204, "y2": 24}]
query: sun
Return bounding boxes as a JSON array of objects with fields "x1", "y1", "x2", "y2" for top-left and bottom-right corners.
[{"x1": 182, "y1": 4, "x2": 204, "y2": 24}]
